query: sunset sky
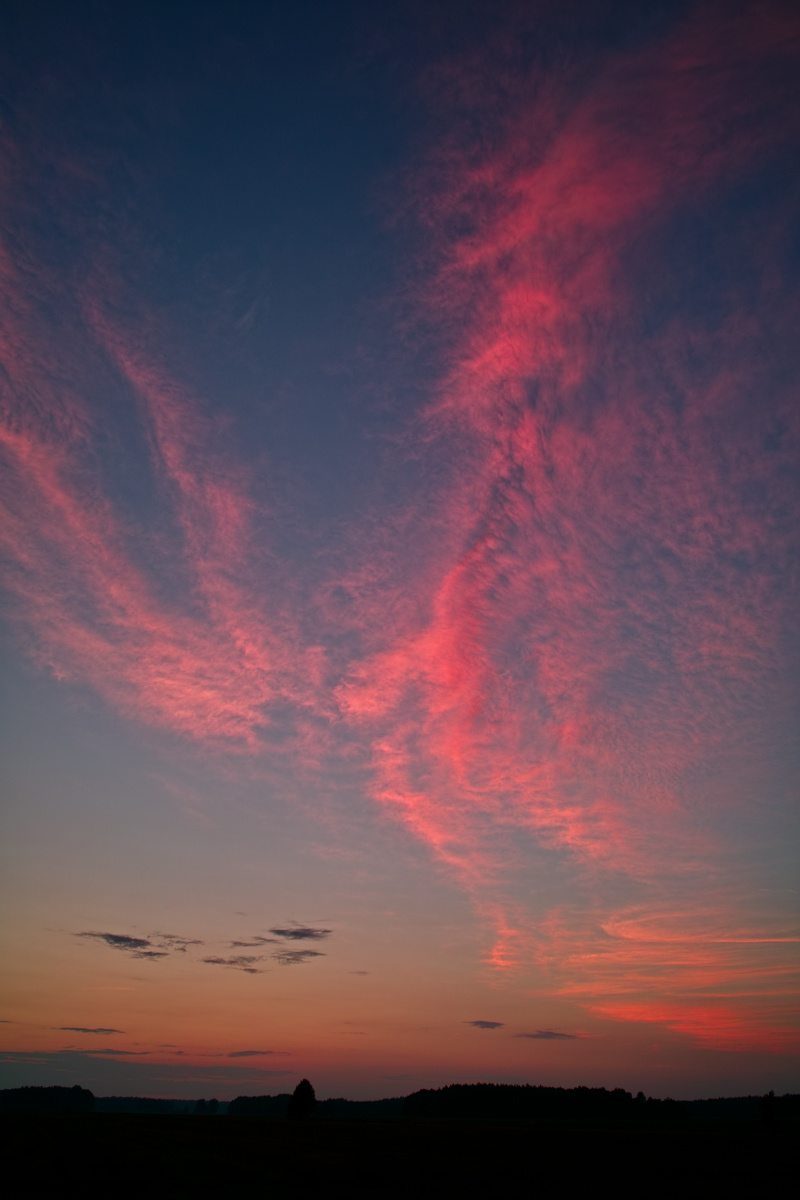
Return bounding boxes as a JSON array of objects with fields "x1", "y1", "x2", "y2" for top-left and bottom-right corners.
[{"x1": 1, "y1": 0, "x2": 798, "y2": 1101}]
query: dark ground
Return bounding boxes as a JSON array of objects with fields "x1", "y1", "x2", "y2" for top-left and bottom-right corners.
[{"x1": 3, "y1": 1114, "x2": 797, "y2": 1197}]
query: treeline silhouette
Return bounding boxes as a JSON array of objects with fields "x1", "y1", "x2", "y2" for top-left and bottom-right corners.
[
  {"x1": 228, "y1": 1083, "x2": 800, "y2": 1123},
  {"x1": 96, "y1": 1097, "x2": 229, "y2": 1114},
  {"x1": 2, "y1": 1083, "x2": 799, "y2": 1123},
  {"x1": 405, "y1": 1083, "x2": 684, "y2": 1120},
  {"x1": 231, "y1": 1083, "x2": 683, "y2": 1121}
]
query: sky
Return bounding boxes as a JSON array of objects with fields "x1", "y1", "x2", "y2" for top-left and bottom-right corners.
[{"x1": 0, "y1": 0, "x2": 798, "y2": 1101}]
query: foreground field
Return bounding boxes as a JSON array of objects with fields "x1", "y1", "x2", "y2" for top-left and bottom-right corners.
[{"x1": 4, "y1": 1113, "x2": 797, "y2": 1197}]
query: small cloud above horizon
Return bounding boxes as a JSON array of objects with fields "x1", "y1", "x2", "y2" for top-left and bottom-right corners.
[
  {"x1": 153, "y1": 933, "x2": 203, "y2": 952},
  {"x1": 81, "y1": 1047, "x2": 149, "y2": 1056},
  {"x1": 227, "y1": 1049, "x2": 275, "y2": 1058},
  {"x1": 269, "y1": 925, "x2": 332, "y2": 941},
  {"x1": 59, "y1": 1027, "x2": 124, "y2": 1034},
  {"x1": 230, "y1": 936, "x2": 278, "y2": 948},
  {"x1": 273, "y1": 948, "x2": 325, "y2": 966},
  {"x1": 75, "y1": 931, "x2": 201, "y2": 959},
  {"x1": 515, "y1": 1030, "x2": 578, "y2": 1040},
  {"x1": 466, "y1": 1020, "x2": 504, "y2": 1029},
  {"x1": 202, "y1": 955, "x2": 264, "y2": 974},
  {"x1": 76, "y1": 932, "x2": 168, "y2": 959}
]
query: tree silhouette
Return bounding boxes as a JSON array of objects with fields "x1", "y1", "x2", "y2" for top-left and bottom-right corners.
[{"x1": 287, "y1": 1079, "x2": 316, "y2": 1119}]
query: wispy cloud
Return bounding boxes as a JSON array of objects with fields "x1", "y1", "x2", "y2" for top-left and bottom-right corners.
[
  {"x1": 272, "y1": 949, "x2": 325, "y2": 966},
  {"x1": 329, "y1": 0, "x2": 800, "y2": 1050},
  {"x1": 0, "y1": 226, "x2": 320, "y2": 754},
  {"x1": 227, "y1": 1050, "x2": 275, "y2": 1058},
  {"x1": 155, "y1": 933, "x2": 204, "y2": 952},
  {"x1": 269, "y1": 926, "x2": 332, "y2": 942},
  {"x1": 58, "y1": 1027, "x2": 124, "y2": 1035},
  {"x1": 202, "y1": 956, "x2": 264, "y2": 975},
  {"x1": 230, "y1": 936, "x2": 278, "y2": 948},
  {"x1": 466, "y1": 1020, "x2": 503, "y2": 1030},
  {"x1": 76, "y1": 933, "x2": 168, "y2": 960},
  {"x1": 82, "y1": 1048, "x2": 149, "y2": 1056},
  {"x1": 75, "y1": 931, "x2": 202, "y2": 960},
  {"x1": 515, "y1": 1030, "x2": 577, "y2": 1041},
  {"x1": 589, "y1": 999, "x2": 798, "y2": 1053},
  {"x1": 72, "y1": 924, "x2": 336, "y2": 975}
]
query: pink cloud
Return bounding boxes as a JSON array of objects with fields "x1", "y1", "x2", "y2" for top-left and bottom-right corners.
[
  {"x1": 332, "y1": 0, "x2": 800, "y2": 1028},
  {"x1": 0, "y1": 259, "x2": 318, "y2": 748},
  {"x1": 590, "y1": 1000, "x2": 799, "y2": 1054}
]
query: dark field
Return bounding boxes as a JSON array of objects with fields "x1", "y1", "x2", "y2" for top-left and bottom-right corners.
[{"x1": 4, "y1": 1114, "x2": 797, "y2": 1197}]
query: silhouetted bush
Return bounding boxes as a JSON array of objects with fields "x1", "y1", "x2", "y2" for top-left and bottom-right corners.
[
  {"x1": 287, "y1": 1079, "x2": 316, "y2": 1119},
  {"x1": 0, "y1": 1085, "x2": 94, "y2": 1114}
]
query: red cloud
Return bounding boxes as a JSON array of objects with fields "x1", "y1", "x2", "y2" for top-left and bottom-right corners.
[
  {"x1": 0, "y1": 261, "x2": 317, "y2": 748},
  {"x1": 590, "y1": 1000, "x2": 799, "y2": 1054},
  {"x1": 333, "y1": 0, "x2": 800, "y2": 1034}
]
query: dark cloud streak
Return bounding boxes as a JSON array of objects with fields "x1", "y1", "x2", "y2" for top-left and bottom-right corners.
[
  {"x1": 272, "y1": 949, "x2": 325, "y2": 966},
  {"x1": 269, "y1": 926, "x2": 332, "y2": 942},
  {"x1": 75, "y1": 931, "x2": 202, "y2": 960},
  {"x1": 230, "y1": 936, "x2": 278, "y2": 947},
  {"x1": 202, "y1": 955, "x2": 264, "y2": 974},
  {"x1": 59, "y1": 1027, "x2": 124, "y2": 1034},
  {"x1": 227, "y1": 1050, "x2": 275, "y2": 1058},
  {"x1": 515, "y1": 1031, "x2": 577, "y2": 1040},
  {"x1": 76, "y1": 933, "x2": 168, "y2": 960}
]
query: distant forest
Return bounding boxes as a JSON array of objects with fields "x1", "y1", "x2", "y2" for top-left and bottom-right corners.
[{"x1": 2, "y1": 1083, "x2": 798, "y2": 1123}]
